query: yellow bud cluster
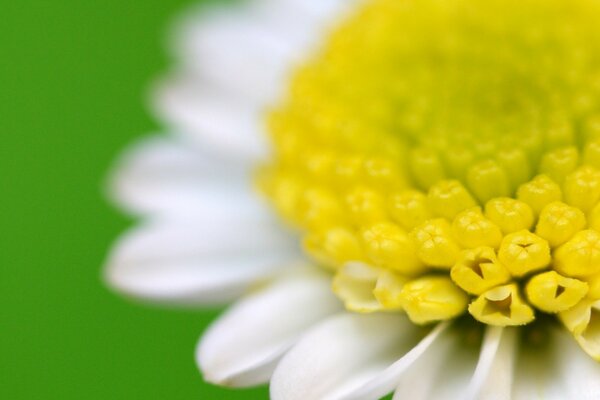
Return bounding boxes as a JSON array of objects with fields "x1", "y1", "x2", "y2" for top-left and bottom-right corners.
[{"x1": 260, "y1": 0, "x2": 600, "y2": 360}]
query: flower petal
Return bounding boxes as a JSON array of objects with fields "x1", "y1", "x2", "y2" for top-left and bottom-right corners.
[
  {"x1": 105, "y1": 216, "x2": 301, "y2": 305},
  {"x1": 512, "y1": 329, "x2": 560, "y2": 400},
  {"x1": 270, "y1": 313, "x2": 422, "y2": 400},
  {"x1": 389, "y1": 328, "x2": 455, "y2": 400},
  {"x1": 171, "y1": 0, "x2": 358, "y2": 106},
  {"x1": 343, "y1": 322, "x2": 453, "y2": 400},
  {"x1": 465, "y1": 327, "x2": 517, "y2": 400},
  {"x1": 109, "y1": 136, "x2": 267, "y2": 218},
  {"x1": 551, "y1": 329, "x2": 600, "y2": 399},
  {"x1": 154, "y1": 77, "x2": 268, "y2": 163},
  {"x1": 172, "y1": 7, "x2": 295, "y2": 105},
  {"x1": 197, "y1": 269, "x2": 342, "y2": 387},
  {"x1": 512, "y1": 326, "x2": 600, "y2": 400},
  {"x1": 409, "y1": 332, "x2": 480, "y2": 400},
  {"x1": 157, "y1": 0, "x2": 363, "y2": 162}
]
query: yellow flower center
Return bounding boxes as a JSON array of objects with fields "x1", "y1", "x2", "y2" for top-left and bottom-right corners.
[{"x1": 259, "y1": 0, "x2": 600, "y2": 359}]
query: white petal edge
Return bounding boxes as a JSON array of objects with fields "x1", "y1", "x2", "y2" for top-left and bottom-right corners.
[
  {"x1": 153, "y1": 78, "x2": 268, "y2": 163},
  {"x1": 109, "y1": 135, "x2": 269, "y2": 219},
  {"x1": 171, "y1": 0, "x2": 361, "y2": 106},
  {"x1": 390, "y1": 324, "x2": 458, "y2": 400},
  {"x1": 465, "y1": 326, "x2": 517, "y2": 400},
  {"x1": 343, "y1": 321, "x2": 453, "y2": 400},
  {"x1": 270, "y1": 313, "x2": 423, "y2": 400},
  {"x1": 197, "y1": 269, "x2": 342, "y2": 387},
  {"x1": 105, "y1": 216, "x2": 301, "y2": 305},
  {"x1": 421, "y1": 330, "x2": 481, "y2": 399},
  {"x1": 172, "y1": 7, "x2": 297, "y2": 106}
]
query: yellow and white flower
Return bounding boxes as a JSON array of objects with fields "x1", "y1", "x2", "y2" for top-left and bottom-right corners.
[{"x1": 106, "y1": 0, "x2": 600, "y2": 398}]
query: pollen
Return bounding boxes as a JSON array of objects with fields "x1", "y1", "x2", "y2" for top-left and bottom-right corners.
[{"x1": 260, "y1": 0, "x2": 600, "y2": 359}]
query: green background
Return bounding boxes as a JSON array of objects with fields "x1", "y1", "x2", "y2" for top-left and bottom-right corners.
[{"x1": 1, "y1": 0, "x2": 267, "y2": 398}]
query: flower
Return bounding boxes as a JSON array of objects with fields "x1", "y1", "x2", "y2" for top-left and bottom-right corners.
[{"x1": 106, "y1": 0, "x2": 600, "y2": 398}]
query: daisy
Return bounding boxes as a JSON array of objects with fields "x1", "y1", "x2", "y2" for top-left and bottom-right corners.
[{"x1": 106, "y1": 0, "x2": 600, "y2": 398}]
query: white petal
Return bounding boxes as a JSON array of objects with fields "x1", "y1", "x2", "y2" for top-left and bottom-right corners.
[
  {"x1": 421, "y1": 333, "x2": 480, "y2": 400},
  {"x1": 270, "y1": 313, "x2": 422, "y2": 400},
  {"x1": 512, "y1": 327, "x2": 562, "y2": 400},
  {"x1": 105, "y1": 216, "x2": 301, "y2": 304},
  {"x1": 552, "y1": 329, "x2": 600, "y2": 399},
  {"x1": 172, "y1": 7, "x2": 295, "y2": 105},
  {"x1": 197, "y1": 270, "x2": 342, "y2": 387},
  {"x1": 109, "y1": 136, "x2": 267, "y2": 218},
  {"x1": 154, "y1": 76, "x2": 269, "y2": 163},
  {"x1": 510, "y1": 326, "x2": 600, "y2": 400},
  {"x1": 465, "y1": 327, "x2": 517, "y2": 400},
  {"x1": 344, "y1": 322, "x2": 453, "y2": 400},
  {"x1": 171, "y1": 0, "x2": 356, "y2": 106},
  {"x1": 390, "y1": 324, "x2": 457, "y2": 400}
]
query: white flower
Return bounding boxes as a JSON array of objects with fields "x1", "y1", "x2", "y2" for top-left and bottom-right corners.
[{"x1": 106, "y1": 0, "x2": 600, "y2": 399}]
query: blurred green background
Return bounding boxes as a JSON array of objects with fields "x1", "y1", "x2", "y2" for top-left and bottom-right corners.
[{"x1": 1, "y1": 0, "x2": 267, "y2": 398}]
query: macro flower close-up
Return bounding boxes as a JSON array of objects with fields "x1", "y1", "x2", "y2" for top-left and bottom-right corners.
[{"x1": 105, "y1": 0, "x2": 600, "y2": 398}]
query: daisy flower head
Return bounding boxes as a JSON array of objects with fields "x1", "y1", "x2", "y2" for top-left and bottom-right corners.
[{"x1": 106, "y1": 0, "x2": 600, "y2": 398}]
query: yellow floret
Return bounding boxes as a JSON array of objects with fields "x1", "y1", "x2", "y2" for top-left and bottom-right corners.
[
  {"x1": 583, "y1": 139, "x2": 600, "y2": 170},
  {"x1": 332, "y1": 262, "x2": 384, "y2": 313},
  {"x1": 400, "y1": 275, "x2": 468, "y2": 324},
  {"x1": 451, "y1": 208, "x2": 503, "y2": 249},
  {"x1": 517, "y1": 175, "x2": 563, "y2": 216},
  {"x1": 535, "y1": 201, "x2": 586, "y2": 247},
  {"x1": 469, "y1": 284, "x2": 535, "y2": 326},
  {"x1": 496, "y1": 148, "x2": 531, "y2": 191},
  {"x1": 304, "y1": 226, "x2": 365, "y2": 269},
  {"x1": 409, "y1": 147, "x2": 446, "y2": 190},
  {"x1": 559, "y1": 298, "x2": 600, "y2": 360},
  {"x1": 554, "y1": 230, "x2": 600, "y2": 277},
  {"x1": 364, "y1": 157, "x2": 407, "y2": 191},
  {"x1": 361, "y1": 222, "x2": 425, "y2": 275},
  {"x1": 539, "y1": 146, "x2": 579, "y2": 185},
  {"x1": 345, "y1": 186, "x2": 387, "y2": 226},
  {"x1": 484, "y1": 198, "x2": 534, "y2": 235},
  {"x1": 427, "y1": 180, "x2": 477, "y2": 220},
  {"x1": 467, "y1": 160, "x2": 511, "y2": 203},
  {"x1": 588, "y1": 203, "x2": 600, "y2": 232},
  {"x1": 525, "y1": 271, "x2": 588, "y2": 313},
  {"x1": 559, "y1": 298, "x2": 600, "y2": 335},
  {"x1": 373, "y1": 270, "x2": 408, "y2": 310},
  {"x1": 586, "y1": 274, "x2": 600, "y2": 300},
  {"x1": 563, "y1": 166, "x2": 600, "y2": 214},
  {"x1": 497, "y1": 230, "x2": 551, "y2": 277},
  {"x1": 299, "y1": 187, "x2": 345, "y2": 230},
  {"x1": 411, "y1": 219, "x2": 461, "y2": 269},
  {"x1": 388, "y1": 190, "x2": 432, "y2": 230},
  {"x1": 451, "y1": 247, "x2": 511, "y2": 295}
]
